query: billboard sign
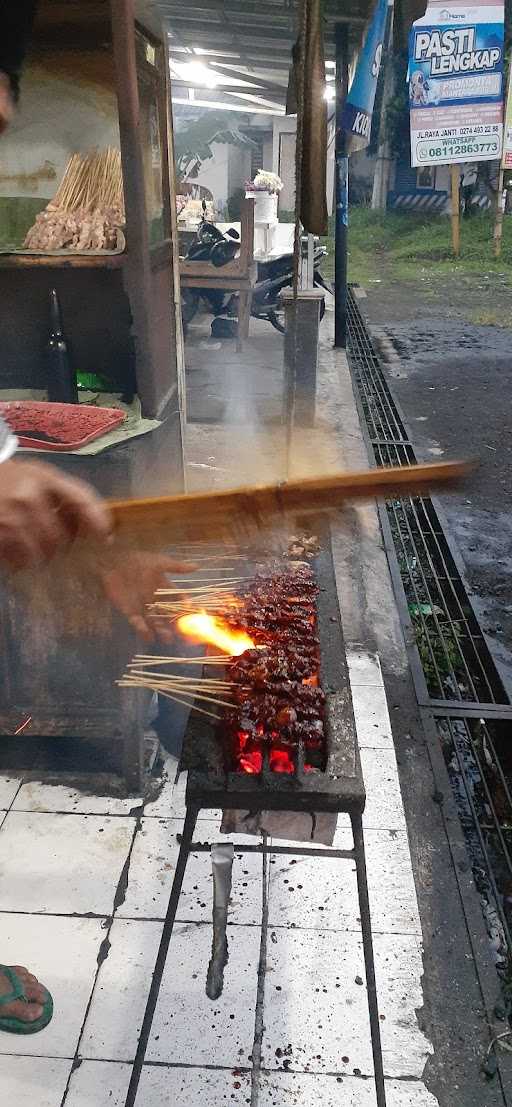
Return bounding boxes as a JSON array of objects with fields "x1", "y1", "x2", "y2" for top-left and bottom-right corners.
[{"x1": 408, "y1": 0, "x2": 504, "y2": 167}]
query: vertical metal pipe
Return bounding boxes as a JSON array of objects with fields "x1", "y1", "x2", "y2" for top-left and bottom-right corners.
[{"x1": 334, "y1": 23, "x2": 349, "y2": 348}]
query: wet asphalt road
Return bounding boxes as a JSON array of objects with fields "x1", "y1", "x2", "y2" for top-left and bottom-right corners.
[{"x1": 362, "y1": 292, "x2": 512, "y2": 697}]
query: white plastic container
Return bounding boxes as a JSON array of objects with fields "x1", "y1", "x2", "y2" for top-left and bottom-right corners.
[{"x1": 245, "y1": 190, "x2": 278, "y2": 224}]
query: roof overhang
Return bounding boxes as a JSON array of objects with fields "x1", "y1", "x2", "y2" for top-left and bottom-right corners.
[{"x1": 157, "y1": 0, "x2": 372, "y2": 115}]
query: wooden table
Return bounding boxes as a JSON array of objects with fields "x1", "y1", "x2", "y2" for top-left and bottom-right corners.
[{"x1": 180, "y1": 200, "x2": 256, "y2": 350}]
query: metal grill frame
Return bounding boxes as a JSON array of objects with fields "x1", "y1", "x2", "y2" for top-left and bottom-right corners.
[{"x1": 123, "y1": 521, "x2": 387, "y2": 1107}]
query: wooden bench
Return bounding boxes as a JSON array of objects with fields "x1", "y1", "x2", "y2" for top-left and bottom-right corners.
[{"x1": 180, "y1": 199, "x2": 256, "y2": 351}]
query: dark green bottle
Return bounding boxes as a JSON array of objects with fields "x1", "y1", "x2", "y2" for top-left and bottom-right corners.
[{"x1": 46, "y1": 288, "x2": 78, "y2": 404}]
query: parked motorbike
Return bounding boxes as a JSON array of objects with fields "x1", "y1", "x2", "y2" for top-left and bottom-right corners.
[
  {"x1": 252, "y1": 247, "x2": 331, "y2": 334},
  {"x1": 181, "y1": 212, "x2": 332, "y2": 337}
]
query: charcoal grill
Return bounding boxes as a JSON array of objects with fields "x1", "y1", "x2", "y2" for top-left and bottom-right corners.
[{"x1": 124, "y1": 524, "x2": 387, "y2": 1107}]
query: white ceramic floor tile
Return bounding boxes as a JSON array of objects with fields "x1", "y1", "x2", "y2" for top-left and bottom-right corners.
[
  {"x1": 118, "y1": 817, "x2": 180, "y2": 919},
  {"x1": 144, "y1": 766, "x2": 220, "y2": 822},
  {"x1": 119, "y1": 818, "x2": 263, "y2": 924},
  {"x1": 0, "y1": 811, "x2": 135, "y2": 915},
  {"x1": 259, "y1": 1072, "x2": 439, "y2": 1106},
  {"x1": 261, "y1": 929, "x2": 430, "y2": 1078},
  {"x1": 351, "y1": 684, "x2": 394, "y2": 750},
  {"x1": 80, "y1": 919, "x2": 162, "y2": 1062},
  {"x1": 347, "y1": 649, "x2": 383, "y2": 687},
  {"x1": 0, "y1": 913, "x2": 104, "y2": 1058},
  {"x1": 0, "y1": 773, "x2": 22, "y2": 810},
  {"x1": 143, "y1": 755, "x2": 180, "y2": 818},
  {"x1": 0, "y1": 1056, "x2": 71, "y2": 1107},
  {"x1": 13, "y1": 780, "x2": 141, "y2": 816},
  {"x1": 147, "y1": 922, "x2": 260, "y2": 1067},
  {"x1": 135, "y1": 1064, "x2": 251, "y2": 1105},
  {"x1": 268, "y1": 829, "x2": 420, "y2": 935},
  {"x1": 65, "y1": 1060, "x2": 132, "y2": 1106},
  {"x1": 360, "y1": 749, "x2": 407, "y2": 831}
]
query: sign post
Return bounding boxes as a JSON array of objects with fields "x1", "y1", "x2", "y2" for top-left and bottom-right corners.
[
  {"x1": 494, "y1": 64, "x2": 512, "y2": 257},
  {"x1": 450, "y1": 164, "x2": 461, "y2": 255}
]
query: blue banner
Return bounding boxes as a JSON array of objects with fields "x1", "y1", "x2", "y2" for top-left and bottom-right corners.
[{"x1": 341, "y1": 0, "x2": 391, "y2": 152}]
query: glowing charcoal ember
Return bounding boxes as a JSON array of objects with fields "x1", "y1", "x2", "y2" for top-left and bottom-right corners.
[
  {"x1": 269, "y1": 747, "x2": 295, "y2": 773},
  {"x1": 235, "y1": 731, "x2": 263, "y2": 774}
]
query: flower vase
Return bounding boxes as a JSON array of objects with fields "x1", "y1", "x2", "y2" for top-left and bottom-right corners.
[{"x1": 246, "y1": 190, "x2": 278, "y2": 224}]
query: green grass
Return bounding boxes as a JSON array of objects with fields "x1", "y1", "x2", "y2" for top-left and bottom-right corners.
[{"x1": 318, "y1": 207, "x2": 512, "y2": 288}]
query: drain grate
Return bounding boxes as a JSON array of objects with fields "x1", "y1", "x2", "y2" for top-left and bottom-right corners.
[
  {"x1": 439, "y1": 716, "x2": 512, "y2": 983},
  {"x1": 347, "y1": 289, "x2": 508, "y2": 708},
  {"x1": 346, "y1": 286, "x2": 512, "y2": 992}
]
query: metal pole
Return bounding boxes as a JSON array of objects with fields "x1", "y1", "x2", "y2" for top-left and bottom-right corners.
[{"x1": 334, "y1": 23, "x2": 349, "y2": 348}]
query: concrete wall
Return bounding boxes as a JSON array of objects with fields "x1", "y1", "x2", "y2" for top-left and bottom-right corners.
[
  {"x1": 0, "y1": 55, "x2": 119, "y2": 201},
  {"x1": 227, "y1": 143, "x2": 252, "y2": 199},
  {"x1": 190, "y1": 144, "x2": 230, "y2": 210}
]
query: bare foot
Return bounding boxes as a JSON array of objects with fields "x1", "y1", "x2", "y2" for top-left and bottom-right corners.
[{"x1": 0, "y1": 965, "x2": 46, "y2": 1023}]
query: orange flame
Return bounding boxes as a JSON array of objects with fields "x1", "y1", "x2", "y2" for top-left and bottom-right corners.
[{"x1": 177, "y1": 611, "x2": 255, "y2": 656}]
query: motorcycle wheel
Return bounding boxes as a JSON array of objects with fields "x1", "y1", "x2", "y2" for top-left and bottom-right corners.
[{"x1": 266, "y1": 295, "x2": 325, "y2": 335}]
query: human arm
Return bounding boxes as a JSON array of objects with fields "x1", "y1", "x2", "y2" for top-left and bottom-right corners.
[{"x1": 0, "y1": 457, "x2": 111, "y2": 569}]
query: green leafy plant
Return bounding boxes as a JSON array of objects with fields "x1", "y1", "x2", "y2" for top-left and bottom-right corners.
[{"x1": 174, "y1": 112, "x2": 256, "y2": 183}]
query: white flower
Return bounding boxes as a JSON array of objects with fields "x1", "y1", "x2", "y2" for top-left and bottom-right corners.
[{"x1": 250, "y1": 170, "x2": 283, "y2": 193}]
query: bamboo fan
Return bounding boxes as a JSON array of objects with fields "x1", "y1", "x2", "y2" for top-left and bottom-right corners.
[{"x1": 107, "y1": 460, "x2": 473, "y2": 550}]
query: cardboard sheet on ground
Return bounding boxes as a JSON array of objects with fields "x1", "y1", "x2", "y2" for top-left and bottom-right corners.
[{"x1": 221, "y1": 809, "x2": 337, "y2": 846}]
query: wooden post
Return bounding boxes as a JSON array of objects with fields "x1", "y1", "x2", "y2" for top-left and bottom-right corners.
[
  {"x1": 334, "y1": 23, "x2": 349, "y2": 348},
  {"x1": 493, "y1": 168, "x2": 506, "y2": 258},
  {"x1": 450, "y1": 165, "x2": 460, "y2": 258}
]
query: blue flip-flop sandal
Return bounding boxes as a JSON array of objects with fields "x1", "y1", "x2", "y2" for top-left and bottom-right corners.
[{"x1": 0, "y1": 965, "x2": 53, "y2": 1034}]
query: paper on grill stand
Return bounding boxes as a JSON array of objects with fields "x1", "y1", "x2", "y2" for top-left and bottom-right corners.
[{"x1": 221, "y1": 809, "x2": 337, "y2": 846}]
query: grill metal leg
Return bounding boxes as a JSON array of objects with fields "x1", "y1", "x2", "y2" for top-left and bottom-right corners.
[
  {"x1": 352, "y1": 812, "x2": 387, "y2": 1107},
  {"x1": 124, "y1": 805, "x2": 199, "y2": 1107}
]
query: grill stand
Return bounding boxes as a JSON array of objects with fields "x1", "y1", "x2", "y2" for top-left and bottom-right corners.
[{"x1": 123, "y1": 804, "x2": 386, "y2": 1107}]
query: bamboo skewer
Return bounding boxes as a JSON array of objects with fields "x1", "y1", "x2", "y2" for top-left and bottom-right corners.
[
  {"x1": 118, "y1": 675, "x2": 235, "y2": 711},
  {"x1": 125, "y1": 668, "x2": 235, "y2": 687},
  {"x1": 131, "y1": 655, "x2": 232, "y2": 665}
]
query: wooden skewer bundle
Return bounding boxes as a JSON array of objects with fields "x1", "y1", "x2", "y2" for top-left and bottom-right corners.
[
  {"x1": 50, "y1": 148, "x2": 124, "y2": 215},
  {"x1": 24, "y1": 148, "x2": 125, "y2": 253}
]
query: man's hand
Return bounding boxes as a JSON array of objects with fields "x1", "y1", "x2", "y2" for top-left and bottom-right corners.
[
  {"x1": 0, "y1": 459, "x2": 111, "y2": 570},
  {"x1": 101, "y1": 551, "x2": 194, "y2": 642},
  {"x1": 0, "y1": 73, "x2": 15, "y2": 135}
]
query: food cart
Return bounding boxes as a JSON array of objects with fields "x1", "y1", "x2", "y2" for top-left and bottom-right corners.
[{"x1": 0, "y1": 0, "x2": 185, "y2": 790}]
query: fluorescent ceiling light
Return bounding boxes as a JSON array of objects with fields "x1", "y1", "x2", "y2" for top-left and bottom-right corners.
[
  {"x1": 324, "y1": 85, "x2": 335, "y2": 101},
  {"x1": 173, "y1": 61, "x2": 219, "y2": 87},
  {"x1": 325, "y1": 60, "x2": 336, "y2": 69}
]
